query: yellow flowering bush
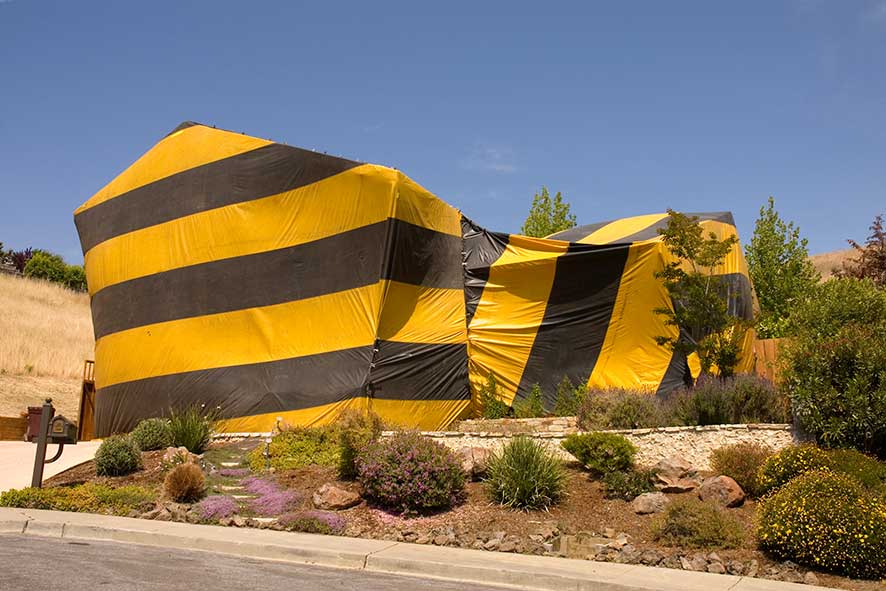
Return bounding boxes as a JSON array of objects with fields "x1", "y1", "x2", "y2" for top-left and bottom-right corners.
[
  {"x1": 757, "y1": 471, "x2": 886, "y2": 579},
  {"x1": 756, "y1": 444, "x2": 832, "y2": 495}
]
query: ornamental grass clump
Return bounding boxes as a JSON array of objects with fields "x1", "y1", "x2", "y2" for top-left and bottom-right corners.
[
  {"x1": 710, "y1": 442, "x2": 773, "y2": 498},
  {"x1": 163, "y1": 462, "x2": 206, "y2": 503},
  {"x1": 278, "y1": 510, "x2": 346, "y2": 535},
  {"x1": 651, "y1": 497, "x2": 745, "y2": 549},
  {"x1": 356, "y1": 431, "x2": 465, "y2": 514},
  {"x1": 168, "y1": 405, "x2": 217, "y2": 454},
  {"x1": 129, "y1": 418, "x2": 174, "y2": 451},
  {"x1": 561, "y1": 432, "x2": 636, "y2": 476},
  {"x1": 95, "y1": 435, "x2": 143, "y2": 477},
  {"x1": 486, "y1": 436, "x2": 566, "y2": 510},
  {"x1": 756, "y1": 445, "x2": 832, "y2": 495},
  {"x1": 198, "y1": 495, "x2": 238, "y2": 521},
  {"x1": 757, "y1": 470, "x2": 886, "y2": 579}
]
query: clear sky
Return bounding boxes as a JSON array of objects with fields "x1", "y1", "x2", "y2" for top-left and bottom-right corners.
[{"x1": 1, "y1": 1, "x2": 884, "y2": 264}]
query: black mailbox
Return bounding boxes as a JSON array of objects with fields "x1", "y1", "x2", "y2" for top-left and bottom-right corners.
[{"x1": 48, "y1": 415, "x2": 78, "y2": 445}]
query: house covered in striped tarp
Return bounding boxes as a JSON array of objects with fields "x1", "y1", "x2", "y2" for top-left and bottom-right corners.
[{"x1": 75, "y1": 122, "x2": 755, "y2": 436}]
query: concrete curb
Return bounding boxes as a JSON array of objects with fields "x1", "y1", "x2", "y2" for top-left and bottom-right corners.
[{"x1": 0, "y1": 508, "x2": 827, "y2": 591}]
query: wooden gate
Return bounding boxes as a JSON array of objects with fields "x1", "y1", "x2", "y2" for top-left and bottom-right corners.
[
  {"x1": 754, "y1": 338, "x2": 784, "y2": 384},
  {"x1": 77, "y1": 359, "x2": 96, "y2": 441}
]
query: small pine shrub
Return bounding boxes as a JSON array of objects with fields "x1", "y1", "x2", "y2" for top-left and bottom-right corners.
[
  {"x1": 514, "y1": 384, "x2": 546, "y2": 418},
  {"x1": 249, "y1": 425, "x2": 340, "y2": 472},
  {"x1": 356, "y1": 431, "x2": 465, "y2": 514},
  {"x1": 198, "y1": 495, "x2": 238, "y2": 521},
  {"x1": 758, "y1": 471, "x2": 886, "y2": 579},
  {"x1": 129, "y1": 418, "x2": 173, "y2": 451},
  {"x1": 0, "y1": 484, "x2": 153, "y2": 516},
  {"x1": 278, "y1": 510, "x2": 346, "y2": 535},
  {"x1": 756, "y1": 445, "x2": 832, "y2": 495},
  {"x1": 485, "y1": 436, "x2": 566, "y2": 510},
  {"x1": 826, "y1": 448, "x2": 886, "y2": 491},
  {"x1": 602, "y1": 469, "x2": 656, "y2": 501},
  {"x1": 168, "y1": 405, "x2": 216, "y2": 454},
  {"x1": 94, "y1": 435, "x2": 142, "y2": 477},
  {"x1": 163, "y1": 463, "x2": 206, "y2": 503},
  {"x1": 561, "y1": 432, "x2": 636, "y2": 476},
  {"x1": 709, "y1": 442, "x2": 773, "y2": 498},
  {"x1": 651, "y1": 497, "x2": 745, "y2": 549},
  {"x1": 478, "y1": 372, "x2": 511, "y2": 419},
  {"x1": 337, "y1": 409, "x2": 384, "y2": 480},
  {"x1": 553, "y1": 376, "x2": 586, "y2": 417}
]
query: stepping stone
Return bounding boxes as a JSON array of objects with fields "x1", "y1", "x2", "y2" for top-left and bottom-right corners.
[
  {"x1": 221, "y1": 462, "x2": 240, "y2": 467},
  {"x1": 219, "y1": 485, "x2": 244, "y2": 492},
  {"x1": 252, "y1": 517, "x2": 277, "y2": 524},
  {"x1": 231, "y1": 495, "x2": 255, "y2": 500}
]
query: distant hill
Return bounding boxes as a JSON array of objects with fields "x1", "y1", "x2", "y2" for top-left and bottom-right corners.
[
  {"x1": 0, "y1": 273, "x2": 92, "y2": 417},
  {"x1": 809, "y1": 248, "x2": 857, "y2": 281}
]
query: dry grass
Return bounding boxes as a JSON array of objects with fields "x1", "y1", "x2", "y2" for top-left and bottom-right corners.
[
  {"x1": 809, "y1": 249, "x2": 856, "y2": 281},
  {"x1": 0, "y1": 273, "x2": 93, "y2": 379}
]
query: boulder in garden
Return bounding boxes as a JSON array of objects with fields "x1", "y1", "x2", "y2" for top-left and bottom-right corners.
[
  {"x1": 312, "y1": 483, "x2": 361, "y2": 510},
  {"x1": 631, "y1": 492, "x2": 670, "y2": 514},
  {"x1": 698, "y1": 475, "x2": 745, "y2": 508}
]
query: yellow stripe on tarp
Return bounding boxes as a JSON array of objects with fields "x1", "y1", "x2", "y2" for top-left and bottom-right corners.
[
  {"x1": 466, "y1": 235, "x2": 569, "y2": 406},
  {"x1": 578, "y1": 213, "x2": 668, "y2": 244},
  {"x1": 377, "y1": 282, "x2": 467, "y2": 344},
  {"x1": 215, "y1": 397, "x2": 471, "y2": 432},
  {"x1": 94, "y1": 282, "x2": 384, "y2": 389},
  {"x1": 75, "y1": 125, "x2": 272, "y2": 215},
  {"x1": 84, "y1": 164, "x2": 461, "y2": 295}
]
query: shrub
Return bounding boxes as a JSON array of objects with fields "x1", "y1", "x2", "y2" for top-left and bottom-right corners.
[
  {"x1": 94, "y1": 435, "x2": 142, "y2": 477},
  {"x1": 758, "y1": 471, "x2": 886, "y2": 579},
  {"x1": 781, "y1": 278, "x2": 886, "y2": 456},
  {"x1": 0, "y1": 483, "x2": 153, "y2": 516},
  {"x1": 23, "y1": 251, "x2": 67, "y2": 284},
  {"x1": 666, "y1": 374, "x2": 790, "y2": 426},
  {"x1": 249, "y1": 425, "x2": 340, "y2": 472},
  {"x1": 168, "y1": 405, "x2": 217, "y2": 454},
  {"x1": 197, "y1": 495, "x2": 238, "y2": 521},
  {"x1": 513, "y1": 384, "x2": 545, "y2": 418},
  {"x1": 577, "y1": 388, "x2": 664, "y2": 430},
  {"x1": 709, "y1": 442, "x2": 773, "y2": 498},
  {"x1": 561, "y1": 432, "x2": 636, "y2": 476},
  {"x1": 163, "y1": 463, "x2": 206, "y2": 502},
  {"x1": 356, "y1": 431, "x2": 465, "y2": 514},
  {"x1": 651, "y1": 498, "x2": 745, "y2": 549},
  {"x1": 129, "y1": 418, "x2": 173, "y2": 451},
  {"x1": 485, "y1": 436, "x2": 566, "y2": 510},
  {"x1": 826, "y1": 448, "x2": 886, "y2": 491},
  {"x1": 337, "y1": 409, "x2": 384, "y2": 480},
  {"x1": 278, "y1": 510, "x2": 346, "y2": 535},
  {"x1": 553, "y1": 376, "x2": 586, "y2": 417},
  {"x1": 756, "y1": 445, "x2": 832, "y2": 495},
  {"x1": 602, "y1": 469, "x2": 656, "y2": 500},
  {"x1": 478, "y1": 372, "x2": 511, "y2": 419},
  {"x1": 64, "y1": 265, "x2": 87, "y2": 292}
]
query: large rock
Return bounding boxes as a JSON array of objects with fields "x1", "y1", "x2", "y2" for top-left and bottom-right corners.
[
  {"x1": 458, "y1": 447, "x2": 492, "y2": 480},
  {"x1": 653, "y1": 455, "x2": 700, "y2": 493},
  {"x1": 631, "y1": 492, "x2": 670, "y2": 514},
  {"x1": 698, "y1": 475, "x2": 745, "y2": 508},
  {"x1": 312, "y1": 483, "x2": 361, "y2": 510}
]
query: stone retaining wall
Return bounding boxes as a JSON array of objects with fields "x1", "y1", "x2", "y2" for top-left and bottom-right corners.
[{"x1": 386, "y1": 421, "x2": 796, "y2": 471}]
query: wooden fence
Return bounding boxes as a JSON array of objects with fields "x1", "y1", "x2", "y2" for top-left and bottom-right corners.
[{"x1": 754, "y1": 338, "x2": 784, "y2": 384}]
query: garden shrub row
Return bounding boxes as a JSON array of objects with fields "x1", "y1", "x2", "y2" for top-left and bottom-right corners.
[{"x1": 0, "y1": 483, "x2": 153, "y2": 516}]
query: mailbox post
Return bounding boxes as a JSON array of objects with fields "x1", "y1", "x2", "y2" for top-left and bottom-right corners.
[{"x1": 30, "y1": 398, "x2": 78, "y2": 488}]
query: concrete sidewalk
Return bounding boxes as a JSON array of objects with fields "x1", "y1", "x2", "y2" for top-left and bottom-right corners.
[
  {"x1": 0, "y1": 440, "x2": 101, "y2": 492},
  {"x1": 0, "y1": 507, "x2": 827, "y2": 591}
]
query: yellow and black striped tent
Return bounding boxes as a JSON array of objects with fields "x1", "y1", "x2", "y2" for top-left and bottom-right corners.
[{"x1": 75, "y1": 122, "x2": 755, "y2": 435}]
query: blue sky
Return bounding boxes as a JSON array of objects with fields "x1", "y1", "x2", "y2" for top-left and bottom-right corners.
[{"x1": 1, "y1": 1, "x2": 884, "y2": 264}]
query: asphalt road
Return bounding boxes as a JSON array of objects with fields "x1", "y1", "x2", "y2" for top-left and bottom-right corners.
[{"x1": 0, "y1": 534, "x2": 508, "y2": 591}]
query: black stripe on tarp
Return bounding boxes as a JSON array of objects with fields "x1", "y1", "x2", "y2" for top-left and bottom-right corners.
[
  {"x1": 461, "y1": 216, "x2": 510, "y2": 326},
  {"x1": 605, "y1": 211, "x2": 737, "y2": 244},
  {"x1": 515, "y1": 242, "x2": 632, "y2": 407},
  {"x1": 367, "y1": 341, "x2": 470, "y2": 402},
  {"x1": 93, "y1": 341, "x2": 469, "y2": 436},
  {"x1": 165, "y1": 120, "x2": 200, "y2": 137},
  {"x1": 75, "y1": 142, "x2": 362, "y2": 253},
  {"x1": 94, "y1": 346, "x2": 374, "y2": 436},
  {"x1": 90, "y1": 219, "x2": 464, "y2": 339},
  {"x1": 547, "y1": 220, "x2": 613, "y2": 242},
  {"x1": 655, "y1": 350, "x2": 693, "y2": 396}
]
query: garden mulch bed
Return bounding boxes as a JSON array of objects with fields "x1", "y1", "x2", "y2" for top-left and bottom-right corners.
[{"x1": 39, "y1": 442, "x2": 882, "y2": 591}]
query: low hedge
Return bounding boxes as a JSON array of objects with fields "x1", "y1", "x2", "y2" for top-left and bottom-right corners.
[
  {"x1": 0, "y1": 483, "x2": 154, "y2": 516},
  {"x1": 561, "y1": 432, "x2": 636, "y2": 476}
]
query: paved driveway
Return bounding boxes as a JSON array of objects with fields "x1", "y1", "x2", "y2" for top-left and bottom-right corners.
[{"x1": 0, "y1": 440, "x2": 101, "y2": 491}]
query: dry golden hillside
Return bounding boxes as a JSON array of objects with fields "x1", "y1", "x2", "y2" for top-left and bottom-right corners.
[
  {"x1": 809, "y1": 248, "x2": 857, "y2": 280},
  {"x1": 0, "y1": 273, "x2": 93, "y2": 417}
]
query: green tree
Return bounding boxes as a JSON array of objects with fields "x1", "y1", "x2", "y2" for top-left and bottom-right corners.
[
  {"x1": 520, "y1": 186, "x2": 577, "y2": 237},
  {"x1": 745, "y1": 197, "x2": 819, "y2": 338},
  {"x1": 654, "y1": 210, "x2": 747, "y2": 379},
  {"x1": 23, "y1": 251, "x2": 67, "y2": 283}
]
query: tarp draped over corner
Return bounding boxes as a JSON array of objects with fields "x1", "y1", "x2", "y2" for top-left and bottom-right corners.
[{"x1": 74, "y1": 122, "x2": 756, "y2": 436}]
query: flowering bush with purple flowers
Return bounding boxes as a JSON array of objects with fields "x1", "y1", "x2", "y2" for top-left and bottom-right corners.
[
  {"x1": 278, "y1": 510, "x2": 346, "y2": 535},
  {"x1": 198, "y1": 495, "x2": 238, "y2": 521},
  {"x1": 356, "y1": 431, "x2": 465, "y2": 514},
  {"x1": 242, "y1": 476, "x2": 279, "y2": 496},
  {"x1": 241, "y1": 477, "x2": 302, "y2": 516}
]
